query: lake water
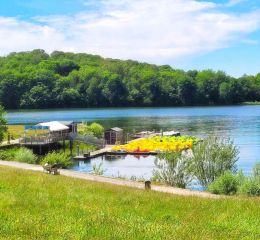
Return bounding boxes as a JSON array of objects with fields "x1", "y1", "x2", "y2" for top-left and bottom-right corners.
[
  {"x1": 6, "y1": 106, "x2": 260, "y2": 176},
  {"x1": 71, "y1": 154, "x2": 156, "y2": 180}
]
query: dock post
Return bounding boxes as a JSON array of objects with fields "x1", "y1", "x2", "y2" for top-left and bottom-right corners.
[
  {"x1": 63, "y1": 139, "x2": 65, "y2": 152},
  {"x1": 77, "y1": 144, "x2": 80, "y2": 156},
  {"x1": 69, "y1": 140, "x2": 73, "y2": 156},
  {"x1": 39, "y1": 145, "x2": 42, "y2": 155},
  {"x1": 145, "y1": 181, "x2": 151, "y2": 190}
]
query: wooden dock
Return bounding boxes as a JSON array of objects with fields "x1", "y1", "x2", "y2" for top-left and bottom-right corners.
[
  {"x1": 73, "y1": 145, "x2": 158, "y2": 161},
  {"x1": 73, "y1": 145, "x2": 113, "y2": 160}
]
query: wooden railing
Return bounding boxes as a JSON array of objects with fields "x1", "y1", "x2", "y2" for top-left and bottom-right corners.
[
  {"x1": 19, "y1": 132, "x2": 69, "y2": 145},
  {"x1": 69, "y1": 133, "x2": 105, "y2": 148}
]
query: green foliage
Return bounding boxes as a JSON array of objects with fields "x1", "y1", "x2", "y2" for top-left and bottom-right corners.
[
  {"x1": 0, "y1": 105, "x2": 7, "y2": 143},
  {"x1": 14, "y1": 148, "x2": 37, "y2": 164},
  {"x1": 153, "y1": 151, "x2": 192, "y2": 188},
  {"x1": 208, "y1": 171, "x2": 240, "y2": 195},
  {"x1": 41, "y1": 152, "x2": 72, "y2": 169},
  {"x1": 208, "y1": 163, "x2": 260, "y2": 196},
  {"x1": 190, "y1": 136, "x2": 239, "y2": 187},
  {"x1": 239, "y1": 178, "x2": 260, "y2": 196},
  {"x1": 239, "y1": 162, "x2": 260, "y2": 196},
  {"x1": 253, "y1": 162, "x2": 260, "y2": 178},
  {"x1": 0, "y1": 147, "x2": 19, "y2": 160},
  {"x1": 1, "y1": 50, "x2": 260, "y2": 109},
  {"x1": 78, "y1": 122, "x2": 104, "y2": 138}
]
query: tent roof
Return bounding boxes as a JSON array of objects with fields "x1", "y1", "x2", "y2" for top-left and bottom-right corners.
[
  {"x1": 37, "y1": 121, "x2": 69, "y2": 132},
  {"x1": 107, "y1": 127, "x2": 123, "y2": 132},
  {"x1": 59, "y1": 121, "x2": 75, "y2": 126}
]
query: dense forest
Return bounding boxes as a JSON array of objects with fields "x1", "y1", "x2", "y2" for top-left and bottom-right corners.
[{"x1": 0, "y1": 49, "x2": 259, "y2": 109}]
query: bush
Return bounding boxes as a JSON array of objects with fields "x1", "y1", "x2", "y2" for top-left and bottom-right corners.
[
  {"x1": 153, "y1": 151, "x2": 193, "y2": 188},
  {"x1": 190, "y1": 136, "x2": 239, "y2": 188},
  {"x1": 253, "y1": 162, "x2": 260, "y2": 178},
  {"x1": 239, "y1": 178, "x2": 260, "y2": 196},
  {"x1": 14, "y1": 148, "x2": 37, "y2": 164},
  {"x1": 78, "y1": 122, "x2": 104, "y2": 138},
  {"x1": 41, "y1": 152, "x2": 72, "y2": 169},
  {"x1": 239, "y1": 162, "x2": 260, "y2": 196},
  {"x1": 208, "y1": 171, "x2": 240, "y2": 195},
  {"x1": 0, "y1": 148, "x2": 18, "y2": 160}
]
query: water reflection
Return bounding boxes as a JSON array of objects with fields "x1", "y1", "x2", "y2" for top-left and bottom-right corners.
[{"x1": 72, "y1": 154, "x2": 156, "y2": 179}]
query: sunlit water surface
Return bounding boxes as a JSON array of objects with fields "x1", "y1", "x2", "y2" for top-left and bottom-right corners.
[{"x1": 7, "y1": 106, "x2": 260, "y2": 178}]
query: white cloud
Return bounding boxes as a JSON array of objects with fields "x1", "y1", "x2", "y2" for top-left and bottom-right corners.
[
  {"x1": 0, "y1": 0, "x2": 259, "y2": 64},
  {"x1": 225, "y1": 0, "x2": 246, "y2": 7}
]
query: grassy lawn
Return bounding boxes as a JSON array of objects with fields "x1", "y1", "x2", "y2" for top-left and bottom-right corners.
[
  {"x1": 0, "y1": 166, "x2": 259, "y2": 240},
  {"x1": 242, "y1": 101, "x2": 260, "y2": 105},
  {"x1": 4, "y1": 125, "x2": 49, "y2": 141}
]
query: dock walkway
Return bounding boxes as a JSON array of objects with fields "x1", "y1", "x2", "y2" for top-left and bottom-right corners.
[{"x1": 74, "y1": 145, "x2": 113, "y2": 160}]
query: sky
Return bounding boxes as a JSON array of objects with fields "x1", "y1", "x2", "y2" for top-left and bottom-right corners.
[{"x1": 0, "y1": 0, "x2": 260, "y2": 77}]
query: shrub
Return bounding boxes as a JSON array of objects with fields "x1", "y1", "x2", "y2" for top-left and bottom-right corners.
[
  {"x1": 239, "y1": 162, "x2": 260, "y2": 196},
  {"x1": 0, "y1": 147, "x2": 23, "y2": 161},
  {"x1": 190, "y1": 136, "x2": 239, "y2": 188},
  {"x1": 14, "y1": 148, "x2": 37, "y2": 164},
  {"x1": 153, "y1": 151, "x2": 193, "y2": 188},
  {"x1": 78, "y1": 122, "x2": 104, "y2": 138},
  {"x1": 239, "y1": 178, "x2": 260, "y2": 196},
  {"x1": 253, "y1": 162, "x2": 260, "y2": 178},
  {"x1": 41, "y1": 152, "x2": 72, "y2": 169},
  {"x1": 208, "y1": 171, "x2": 239, "y2": 195},
  {"x1": 89, "y1": 123, "x2": 104, "y2": 138}
]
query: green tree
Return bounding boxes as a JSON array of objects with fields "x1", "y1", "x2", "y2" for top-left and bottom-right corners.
[
  {"x1": 103, "y1": 74, "x2": 128, "y2": 106},
  {"x1": 20, "y1": 84, "x2": 51, "y2": 108},
  {"x1": 0, "y1": 49, "x2": 260, "y2": 109}
]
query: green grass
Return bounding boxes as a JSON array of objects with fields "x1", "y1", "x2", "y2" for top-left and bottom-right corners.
[
  {"x1": 0, "y1": 166, "x2": 259, "y2": 240},
  {"x1": 4, "y1": 125, "x2": 49, "y2": 141},
  {"x1": 242, "y1": 101, "x2": 260, "y2": 105}
]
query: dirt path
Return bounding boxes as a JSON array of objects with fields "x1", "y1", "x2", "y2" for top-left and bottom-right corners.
[{"x1": 0, "y1": 160, "x2": 220, "y2": 199}]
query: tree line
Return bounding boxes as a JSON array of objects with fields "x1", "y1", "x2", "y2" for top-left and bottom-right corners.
[{"x1": 0, "y1": 49, "x2": 259, "y2": 109}]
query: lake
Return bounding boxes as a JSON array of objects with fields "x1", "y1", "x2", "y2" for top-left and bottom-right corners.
[{"x1": 6, "y1": 106, "x2": 260, "y2": 175}]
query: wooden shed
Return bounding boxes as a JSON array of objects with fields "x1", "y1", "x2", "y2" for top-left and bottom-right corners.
[{"x1": 105, "y1": 127, "x2": 124, "y2": 145}]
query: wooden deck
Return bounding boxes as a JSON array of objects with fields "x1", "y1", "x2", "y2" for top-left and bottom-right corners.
[
  {"x1": 73, "y1": 145, "x2": 158, "y2": 161},
  {"x1": 19, "y1": 133, "x2": 69, "y2": 146},
  {"x1": 73, "y1": 145, "x2": 113, "y2": 160}
]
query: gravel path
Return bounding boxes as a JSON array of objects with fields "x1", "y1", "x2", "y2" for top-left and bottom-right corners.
[{"x1": 0, "y1": 160, "x2": 220, "y2": 199}]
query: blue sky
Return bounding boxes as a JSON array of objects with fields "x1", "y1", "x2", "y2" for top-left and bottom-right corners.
[{"x1": 0, "y1": 0, "x2": 259, "y2": 77}]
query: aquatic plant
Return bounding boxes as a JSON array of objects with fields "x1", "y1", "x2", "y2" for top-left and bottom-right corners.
[{"x1": 92, "y1": 162, "x2": 104, "y2": 175}]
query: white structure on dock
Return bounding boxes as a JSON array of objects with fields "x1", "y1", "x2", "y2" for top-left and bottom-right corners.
[{"x1": 37, "y1": 121, "x2": 69, "y2": 132}]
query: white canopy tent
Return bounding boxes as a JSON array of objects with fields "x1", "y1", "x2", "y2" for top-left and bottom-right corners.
[{"x1": 37, "y1": 121, "x2": 69, "y2": 132}]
